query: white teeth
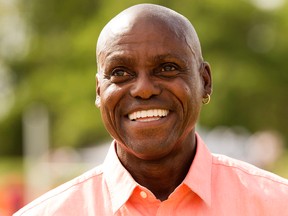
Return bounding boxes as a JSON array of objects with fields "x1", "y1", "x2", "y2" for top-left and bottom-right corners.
[{"x1": 128, "y1": 109, "x2": 169, "y2": 121}]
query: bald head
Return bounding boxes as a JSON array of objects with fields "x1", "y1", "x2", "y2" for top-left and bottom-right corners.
[
  {"x1": 95, "y1": 4, "x2": 213, "y2": 159},
  {"x1": 96, "y1": 4, "x2": 203, "y2": 67}
]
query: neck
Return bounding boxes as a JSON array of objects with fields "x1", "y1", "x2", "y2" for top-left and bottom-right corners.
[{"x1": 116, "y1": 133, "x2": 197, "y2": 201}]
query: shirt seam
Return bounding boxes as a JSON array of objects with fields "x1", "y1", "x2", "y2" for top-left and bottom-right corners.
[{"x1": 212, "y1": 159, "x2": 288, "y2": 187}]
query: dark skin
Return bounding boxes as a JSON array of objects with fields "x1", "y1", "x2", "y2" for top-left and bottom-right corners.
[{"x1": 96, "y1": 4, "x2": 212, "y2": 201}]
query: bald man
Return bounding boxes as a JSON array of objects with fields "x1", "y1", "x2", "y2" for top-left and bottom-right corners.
[{"x1": 15, "y1": 4, "x2": 288, "y2": 216}]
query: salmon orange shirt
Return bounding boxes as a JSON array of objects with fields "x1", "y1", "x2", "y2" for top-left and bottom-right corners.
[{"x1": 14, "y1": 134, "x2": 288, "y2": 215}]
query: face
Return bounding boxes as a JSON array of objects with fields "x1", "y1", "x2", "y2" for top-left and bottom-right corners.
[{"x1": 97, "y1": 19, "x2": 211, "y2": 160}]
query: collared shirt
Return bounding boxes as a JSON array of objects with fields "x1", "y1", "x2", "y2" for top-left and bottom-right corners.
[{"x1": 14, "y1": 134, "x2": 288, "y2": 216}]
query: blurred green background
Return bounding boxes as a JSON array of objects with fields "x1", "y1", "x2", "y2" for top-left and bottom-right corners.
[{"x1": 0, "y1": 0, "x2": 288, "y2": 213}]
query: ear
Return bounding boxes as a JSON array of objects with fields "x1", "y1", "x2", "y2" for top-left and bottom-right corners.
[
  {"x1": 200, "y1": 61, "x2": 212, "y2": 97},
  {"x1": 95, "y1": 73, "x2": 101, "y2": 108}
]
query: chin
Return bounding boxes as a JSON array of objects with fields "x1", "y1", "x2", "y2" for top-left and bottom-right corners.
[{"x1": 123, "y1": 138, "x2": 177, "y2": 160}]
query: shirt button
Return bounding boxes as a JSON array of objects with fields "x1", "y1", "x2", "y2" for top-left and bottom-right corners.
[{"x1": 140, "y1": 191, "x2": 147, "y2": 199}]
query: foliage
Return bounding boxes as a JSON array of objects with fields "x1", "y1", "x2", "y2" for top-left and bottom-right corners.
[
  {"x1": 268, "y1": 151, "x2": 288, "y2": 178},
  {"x1": 0, "y1": 0, "x2": 287, "y2": 155}
]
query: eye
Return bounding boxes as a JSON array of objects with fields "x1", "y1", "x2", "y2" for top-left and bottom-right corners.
[
  {"x1": 161, "y1": 64, "x2": 176, "y2": 72},
  {"x1": 111, "y1": 69, "x2": 130, "y2": 77},
  {"x1": 110, "y1": 68, "x2": 134, "y2": 83},
  {"x1": 156, "y1": 63, "x2": 180, "y2": 78}
]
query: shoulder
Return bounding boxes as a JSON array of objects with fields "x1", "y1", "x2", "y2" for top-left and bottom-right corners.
[
  {"x1": 14, "y1": 165, "x2": 104, "y2": 216},
  {"x1": 212, "y1": 153, "x2": 288, "y2": 192}
]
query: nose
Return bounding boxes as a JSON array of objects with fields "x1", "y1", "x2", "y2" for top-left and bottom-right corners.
[{"x1": 130, "y1": 73, "x2": 161, "y2": 99}]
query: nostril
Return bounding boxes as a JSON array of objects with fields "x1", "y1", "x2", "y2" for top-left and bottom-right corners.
[
  {"x1": 130, "y1": 78, "x2": 161, "y2": 99},
  {"x1": 134, "y1": 94, "x2": 156, "y2": 100},
  {"x1": 131, "y1": 89, "x2": 161, "y2": 100}
]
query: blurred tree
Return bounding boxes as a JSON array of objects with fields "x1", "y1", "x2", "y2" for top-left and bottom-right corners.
[
  {"x1": 0, "y1": 0, "x2": 287, "y2": 156},
  {"x1": 183, "y1": 1, "x2": 288, "y2": 142}
]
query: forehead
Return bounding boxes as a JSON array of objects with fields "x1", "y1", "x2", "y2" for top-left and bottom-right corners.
[
  {"x1": 98, "y1": 19, "x2": 193, "y2": 64},
  {"x1": 106, "y1": 10, "x2": 187, "y2": 39}
]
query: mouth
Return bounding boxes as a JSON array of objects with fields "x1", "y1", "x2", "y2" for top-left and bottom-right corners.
[{"x1": 128, "y1": 109, "x2": 169, "y2": 122}]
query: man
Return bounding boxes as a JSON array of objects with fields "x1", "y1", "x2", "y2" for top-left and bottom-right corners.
[{"x1": 15, "y1": 4, "x2": 288, "y2": 216}]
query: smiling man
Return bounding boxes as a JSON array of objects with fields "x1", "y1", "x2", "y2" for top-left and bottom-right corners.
[
  {"x1": 15, "y1": 4, "x2": 288, "y2": 216},
  {"x1": 95, "y1": 4, "x2": 212, "y2": 202}
]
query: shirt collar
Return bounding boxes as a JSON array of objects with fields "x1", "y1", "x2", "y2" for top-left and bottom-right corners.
[
  {"x1": 103, "y1": 141, "x2": 138, "y2": 214},
  {"x1": 103, "y1": 133, "x2": 212, "y2": 212},
  {"x1": 183, "y1": 133, "x2": 212, "y2": 206}
]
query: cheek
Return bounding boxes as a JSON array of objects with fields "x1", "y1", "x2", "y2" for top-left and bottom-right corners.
[
  {"x1": 100, "y1": 83, "x2": 119, "y2": 109},
  {"x1": 171, "y1": 80, "x2": 202, "y2": 117},
  {"x1": 169, "y1": 80, "x2": 196, "y2": 104},
  {"x1": 99, "y1": 84, "x2": 127, "y2": 135},
  {"x1": 99, "y1": 84, "x2": 116, "y2": 115}
]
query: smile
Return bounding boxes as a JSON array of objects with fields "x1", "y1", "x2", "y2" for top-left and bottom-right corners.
[{"x1": 128, "y1": 109, "x2": 169, "y2": 122}]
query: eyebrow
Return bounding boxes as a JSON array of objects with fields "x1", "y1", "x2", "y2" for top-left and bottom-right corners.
[
  {"x1": 152, "y1": 53, "x2": 183, "y2": 61},
  {"x1": 151, "y1": 53, "x2": 189, "y2": 66},
  {"x1": 105, "y1": 55, "x2": 136, "y2": 66},
  {"x1": 106, "y1": 53, "x2": 188, "y2": 66}
]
